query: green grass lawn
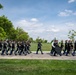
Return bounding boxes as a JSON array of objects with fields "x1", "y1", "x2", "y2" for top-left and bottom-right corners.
[
  {"x1": 0, "y1": 59, "x2": 76, "y2": 75},
  {"x1": 30, "y1": 43, "x2": 51, "y2": 51}
]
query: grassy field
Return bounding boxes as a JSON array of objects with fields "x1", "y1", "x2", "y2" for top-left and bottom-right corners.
[
  {"x1": 30, "y1": 43, "x2": 51, "y2": 51},
  {"x1": 0, "y1": 59, "x2": 76, "y2": 75}
]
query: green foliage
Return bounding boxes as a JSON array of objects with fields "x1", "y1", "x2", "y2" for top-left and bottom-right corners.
[
  {"x1": 36, "y1": 36, "x2": 40, "y2": 42},
  {"x1": 44, "y1": 40, "x2": 47, "y2": 43},
  {"x1": 8, "y1": 28, "x2": 18, "y2": 40},
  {"x1": 17, "y1": 33, "x2": 28, "y2": 41},
  {"x1": 28, "y1": 37, "x2": 33, "y2": 42},
  {"x1": 0, "y1": 27, "x2": 6, "y2": 40},
  {"x1": 0, "y1": 4, "x2": 3, "y2": 9},
  {"x1": 0, "y1": 15, "x2": 13, "y2": 38},
  {"x1": 68, "y1": 30, "x2": 76, "y2": 41},
  {"x1": 35, "y1": 37, "x2": 48, "y2": 43},
  {"x1": 16, "y1": 27, "x2": 29, "y2": 41},
  {"x1": 0, "y1": 16, "x2": 29, "y2": 40},
  {"x1": 0, "y1": 60, "x2": 76, "y2": 75}
]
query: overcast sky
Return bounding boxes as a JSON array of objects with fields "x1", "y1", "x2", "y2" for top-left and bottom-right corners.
[{"x1": 0, "y1": 0, "x2": 76, "y2": 42}]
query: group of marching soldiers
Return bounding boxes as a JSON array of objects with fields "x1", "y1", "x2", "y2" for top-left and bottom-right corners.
[
  {"x1": 0, "y1": 40, "x2": 31, "y2": 55},
  {"x1": 0, "y1": 39, "x2": 76, "y2": 56},
  {"x1": 50, "y1": 40, "x2": 76, "y2": 56}
]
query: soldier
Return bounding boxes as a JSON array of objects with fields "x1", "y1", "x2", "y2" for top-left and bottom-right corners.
[
  {"x1": 36, "y1": 41, "x2": 43, "y2": 54},
  {"x1": 69, "y1": 40, "x2": 73, "y2": 54},
  {"x1": 1, "y1": 40, "x2": 7, "y2": 55},
  {"x1": 50, "y1": 40, "x2": 55, "y2": 56},
  {"x1": 0, "y1": 40, "x2": 2, "y2": 51},
  {"x1": 9, "y1": 41, "x2": 15, "y2": 55},
  {"x1": 19, "y1": 41, "x2": 25, "y2": 55},
  {"x1": 6, "y1": 40, "x2": 12, "y2": 55},
  {"x1": 23, "y1": 41, "x2": 27, "y2": 55},
  {"x1": 53, "y1": 40, "x2": 62, "y2": 56},
  {"x1": 63, "y1": 40, "x2": 68, "y2": 55},
  {"x1": 26, "y1": 40, "x2": 31, "y2": 54},
  {"x1": 60, "y1": 40, "x2": 64, "y2": 50},
  {"x1": 72, "y1": 41, "x2": 76, "y2": 56},
  {"x1": 14, "y1": 41, "x2": 20, "y2": 55},
  {"x1": 66, "y1": 40, "x2": 73, "y2": 56}
]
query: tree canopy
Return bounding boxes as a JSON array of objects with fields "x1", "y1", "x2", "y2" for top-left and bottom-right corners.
[
  {"x1": 0, "y1": 15, "x2": 29, "y2": 41},
  {"x1": 0, "y1": 15, "x2": 14, "y2": 38},
  {"x1": 0, "y1": 4, "x2": 3, "y2": 9},
  {"x1": 68, "y1": 30, "x2": 76, "y2": 41},
  {"x1": 0, "y1": 27, "x2": 6, "y2": 40},
  {"x1": 16, "y1": 27, "x2": 29, "y2": 41}
]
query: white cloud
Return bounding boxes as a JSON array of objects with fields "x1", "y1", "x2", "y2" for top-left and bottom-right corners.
[
  {"x1": 31, "y1": 18, "x2": 38, "y2": 22},
  {"x1": 14, "y1": 19, "x2": 42, "y2": 28},
  {"x1": 58, "y1": 9, "x2": 76, "y2": 17},
  {"x1": 58, "y1": 12, "x2": 69, "y2": 16},
  {"x1": 51, "y1": 28, "x2": 60, "y2": 32},
  {"x1": 13, "y1": 19, "x2": 76, "y2": 42},
  {"x1": 65, "y1": 22, "x2": 74, "y2": 27},
  {"x1": 68, "y1": 0, "x2": 76, "y2": 3},
  {"x1": 14, "y1": 18, "x2": 45, "y2": 34},
  {"x1": 46, "y1": 28, "x2": 60, "y2": 33},
  {"x1": 46, "y1": 25, "x2": 60, "y2": 33},
  {"x1": 16, "y1": 19, "x2": 28, "y2": 27}
]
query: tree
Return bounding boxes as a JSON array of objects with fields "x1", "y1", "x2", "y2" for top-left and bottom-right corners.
[
  {"x1": 44, "y1": 40, "x2": 47, "y2": 43},
  {"x1": 0, "y1": 5, "x2": 29, "y2": 41},
  {"x1": 0, "y1": 15, "x2": 14, "y2": 39},
  {"x1": 0, "y1": 4, "x2": 3, "y2": 9},
  {"x1": 36, "y1": 37, "x2": 41, "y2": 42},
  {"x1": 68, "y1": 30, "x2": 76, "y2": 41},
  {"x1": 35, "y1": 37, "x2": 48, "y2": 43},
  {"x1": 0, "y1": 27, "x2": 6, "y2": 40},
  {"x1": 17, "y1": 33, "x2": 28, "y2": 41},
  {"x1": 28, "y1": 37, "x2": 33, "y2": 42},
  {"x1": 16, "y1": 27, "x2": 29, "y2": 41},
  {"x1": 8, "y1": 28, "x2": 18, "y2": 40}
]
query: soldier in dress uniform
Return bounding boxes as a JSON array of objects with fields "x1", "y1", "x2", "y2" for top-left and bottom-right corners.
[
  {"x1": 66, "y1": 40, "x2": 73, "y2": 56},
  {"x1": 14, "y1": 41, "x2": 20, "y2": 55},
  {"x1": 0, "y1": 40, "x2": 2, "y2": 51},
  {"x1": 6, "y1": 40, "x2": 12, "y2": 55},
  {"x1": 1, "y1": 40, "x2": 7, "y2": 55},
  {"x1": 9, "y1": 41, "x2": 15, "y2": 55},
  {"x1": 50, "y1": 40, "x2": 55, "y2": 56},
  {"x1": 52, "y1": 40, "x2": 62, "y2": 56},
  {"x1": 23, "y1": 41, "x2": 27, "y2": 55},
  {"x1": 36, "y1": 41, "x2": 43, "y2": 54},
  {"x1": 60, "y1": 40, "x2": 64, "y2": 50},
  {"x1": 72, "y1": 41, "x2": 76, "y2": 56},
  {"x1": 26, "y1": 40, "x2": 31, "y2": 54},
  {"x1": 63, "y1": 40, "x2": 68, "y2": 55},
  {"x1": 19, "y1": 41, "x2": 25, "y2": 55}
]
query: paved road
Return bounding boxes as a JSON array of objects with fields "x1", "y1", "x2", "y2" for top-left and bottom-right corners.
[{"x1": 0, "y1": 51, "x2": 76, "y2": 60}]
